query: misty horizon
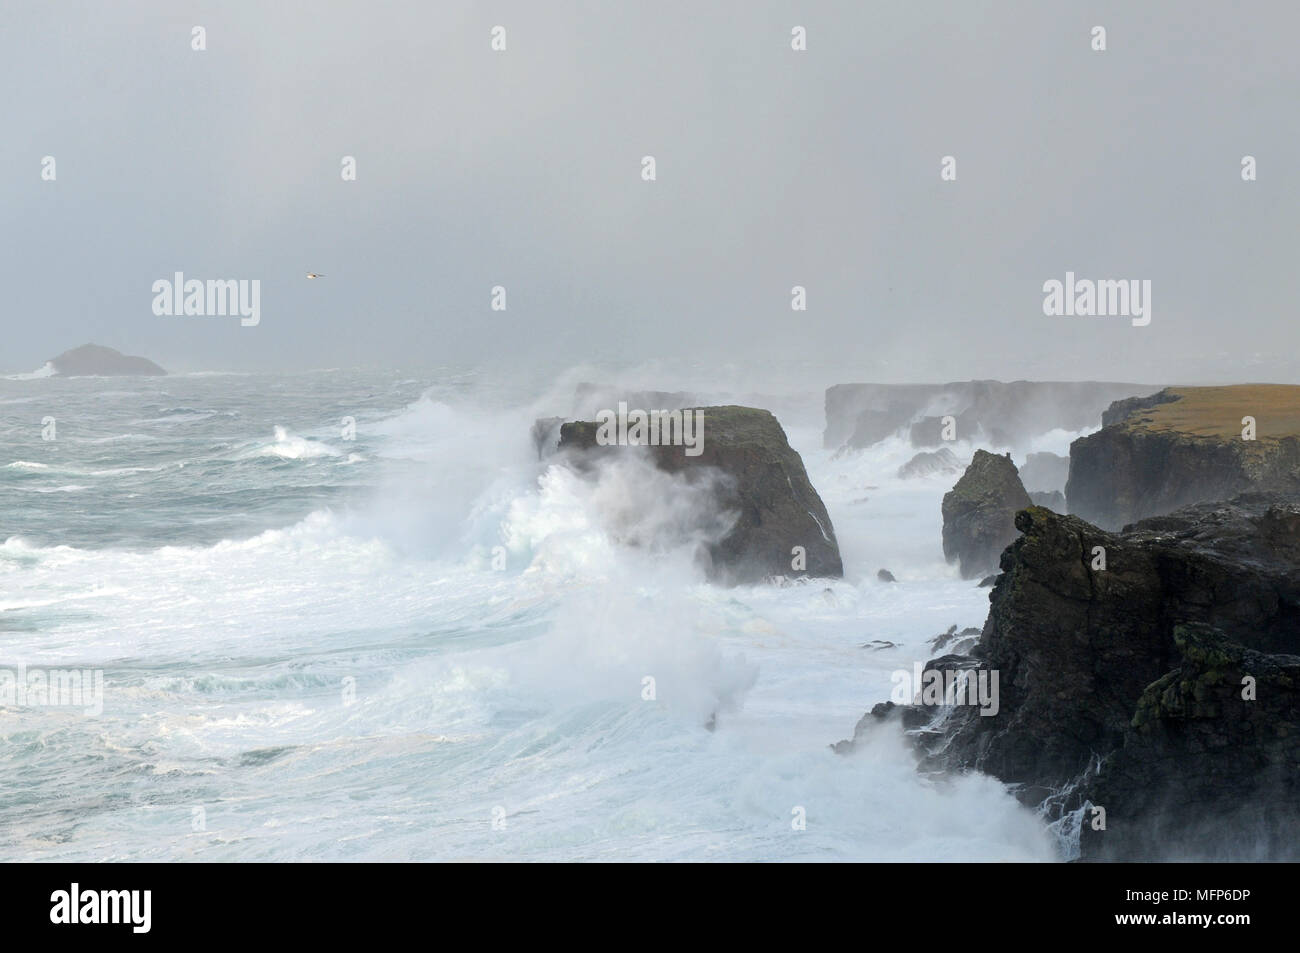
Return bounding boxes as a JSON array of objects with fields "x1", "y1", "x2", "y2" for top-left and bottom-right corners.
[{"x1": 6, "y1": 0, "x2": 1298, "y2": 382}]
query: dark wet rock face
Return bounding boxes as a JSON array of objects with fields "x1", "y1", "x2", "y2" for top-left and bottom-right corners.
[
  {"x1": 941, "y1": 451, "x2": 1032, "y2": 579},
  {"x1": 49, "y1": 343, "x2": 165, "y2": 376},
  {"x1": 876, "y1": 568, "x2": 896, "y2": 583},
  {"x1": 1067, "y1": 385, "x2": 1300, "y2": 529},
  {"x1": 1078, "y1": 623, "x2": 1300, "y2": 861},
  {"x1": 558, "y1": 406, "x2": 842, "y2": 585},
  {"x1": 896, "y1": 498, "x2": 1300, "y2": 860}
]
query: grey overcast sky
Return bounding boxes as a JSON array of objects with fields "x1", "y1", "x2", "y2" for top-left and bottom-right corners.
[{"x1": 2, "y1": 0, "x2": 1297, "y2": 382}]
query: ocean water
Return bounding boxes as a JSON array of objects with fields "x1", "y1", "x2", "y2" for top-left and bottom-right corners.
[{"x1": 0, "y1": 368, "x2": 1083, "y2": 861}]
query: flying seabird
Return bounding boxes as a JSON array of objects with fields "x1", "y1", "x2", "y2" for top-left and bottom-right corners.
[{"x1": 306, "y1": 273, "x2": 326, "y2": 279}]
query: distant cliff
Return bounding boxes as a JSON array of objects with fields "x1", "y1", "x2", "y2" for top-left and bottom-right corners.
[
  {"x1": 824, "y1": 380, "x2": 1152, "y2": 450},
  {"x1": 1067, "y1": 385, "x2": 1300, "y2": 529},
  {"x1": 49, "y1": 344, "x2": 166, "y2": 377}
]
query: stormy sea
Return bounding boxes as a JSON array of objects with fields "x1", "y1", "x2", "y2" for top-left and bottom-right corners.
[{"x1": 0, "y1": 366, "x2": 1092, "y2": 862}]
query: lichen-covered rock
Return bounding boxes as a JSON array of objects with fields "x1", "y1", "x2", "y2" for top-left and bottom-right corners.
[
  {"x1": 1067, "y1": 385, "x2": 1300, "y2": 528},
  {"x1": 557, "y1": 405, "x2": 842, "y2": 585},
  {"x1": 940, "y1": 450, "x2": 1032, "y2": 579},
  {"x1": 1078, "y1": 623, "x2": 1300, "y2": 861}
]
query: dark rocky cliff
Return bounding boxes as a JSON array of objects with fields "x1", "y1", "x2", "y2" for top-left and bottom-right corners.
[
  {"x1": 1078, "y1": 622, "x2": 1300, "y2": 861},
  {"x1": 558, "y1": 405, "x2": 842, "y2": 585},
  {"x1": 941, "y1": 450, "x2": 1032, "y2": 579},
  {"x1": 849, "y1": 497, "x2": 1300, "y2": 860}
]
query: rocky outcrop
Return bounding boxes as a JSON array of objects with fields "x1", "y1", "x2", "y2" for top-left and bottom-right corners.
[
  {"x1": 928, "y1": 624, "x2": 981, "y2": 655},
  {"x1": 940, "y1": 451, "x2": 1032, "y2": 579},
  {"x1": 49, "y1": 343, "x2": 165, "y2": 376},
  {"x1": 1067, "y1": 385, "x2": 1300, "y2": 529},
  {"x1": 1078, "y1": 623, "x2": 1300, "y2": 861},
  {"x1": 897, "y1": 447, "x2": 962, "y2": 479},
  {"x1": 864, "y1": 497, "x2": 1300, "y2": 860},
  {"x1": 1100, "y1": 389, "x2": 1180, "y2": 428},
  {"x1": 557, "y1": 406, "x2": 842, "y2": 585},
  {"x1": 825, "y1": 381, "x2": 1152, "y2": 451}
]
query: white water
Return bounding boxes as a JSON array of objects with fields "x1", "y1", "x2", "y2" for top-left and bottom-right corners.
[{"x1": 0, "y1": 374, "x2": 1087, "y2": 861}]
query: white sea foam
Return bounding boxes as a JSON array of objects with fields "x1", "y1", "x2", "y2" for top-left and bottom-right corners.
[
  {"x1": 2, "y1": 362, "x2": 56, "y2": 380},
  {"x1": 0, "y1": 380, "x2": 1061, "y2": 862},
  {"x1": 3, "y1": 460, "x2": 168, "y2": 477},
  {"x1": 249, "y1": 426, "x2": 342, "y2": 460}
]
